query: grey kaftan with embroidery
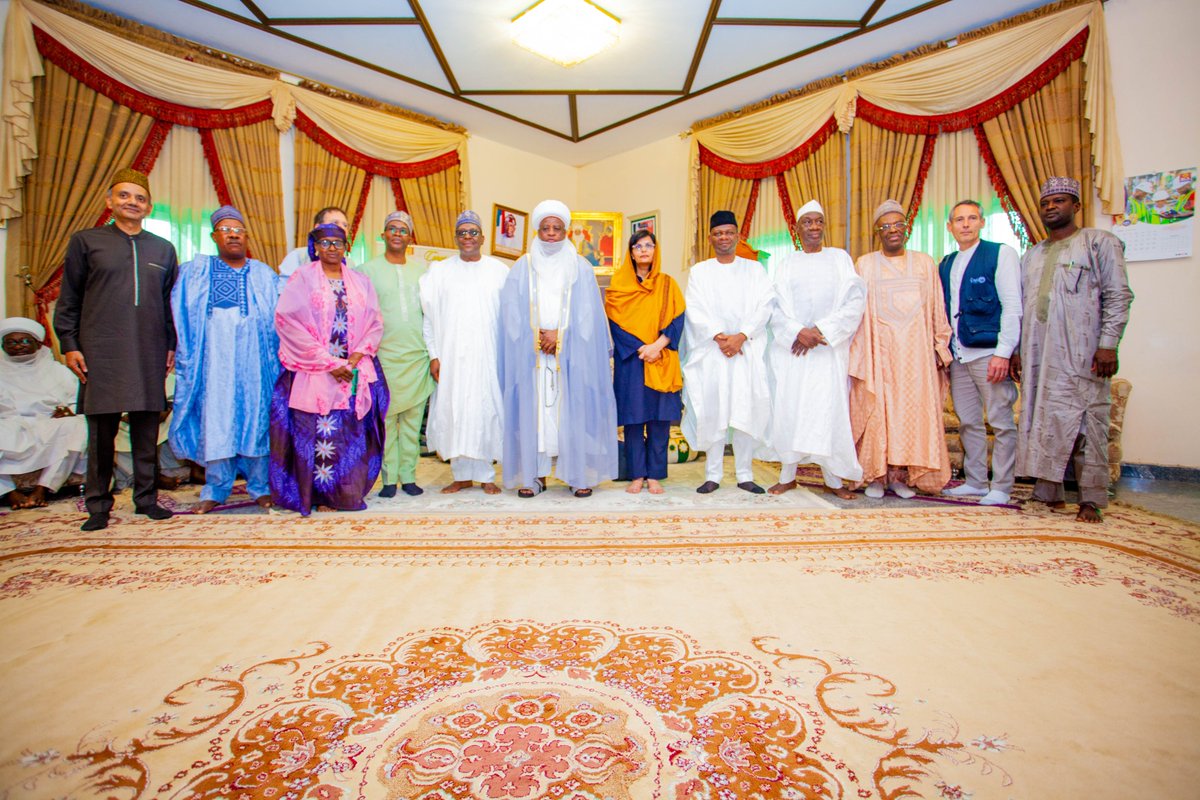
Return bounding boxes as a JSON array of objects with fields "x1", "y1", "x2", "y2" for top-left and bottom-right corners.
[{"x1": 1015, "y1": 228, "x2": 1133, "y2": 490}]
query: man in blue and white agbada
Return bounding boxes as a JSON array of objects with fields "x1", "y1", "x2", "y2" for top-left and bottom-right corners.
[{"x1": 169, "y1": 205, "x2": 282, "y2": 512}]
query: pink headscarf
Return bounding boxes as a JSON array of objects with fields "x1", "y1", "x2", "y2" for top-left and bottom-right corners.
[{"x1": 275, "y1": 262, "x2": 383, "y2": 419}]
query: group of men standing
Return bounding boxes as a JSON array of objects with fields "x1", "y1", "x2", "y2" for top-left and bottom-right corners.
[
  {"x1": 5, "y1": 166, "x2": 1131, "y2": 527},
  {"x1": 692, "y1": 175, "x2": 1130, "y2": 523}
]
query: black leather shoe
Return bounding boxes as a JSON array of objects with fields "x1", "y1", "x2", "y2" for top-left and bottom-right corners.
[
  {"x1": 401, "y1": 483, "x2": 424, "y2": 496},
  {"x1": 378, "y1": 484, "x2": 397, "y2": 498},
  {"x1": 81, "y1": 513, "x2": 109, "y2": 531},
  {"x1": 136, "y1": 504, "x2": 173, "y2": 520},
  {"x1": 696, "y1": 481, "x2": 720, "y2": 494},
  {"x1": 737, "y1": 481, "x2": 766, "y2": 494}
]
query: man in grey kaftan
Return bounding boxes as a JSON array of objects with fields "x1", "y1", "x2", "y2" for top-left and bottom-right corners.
[{"x1": 1013, "y1": 176, "x2": 1133, "y2": 523}]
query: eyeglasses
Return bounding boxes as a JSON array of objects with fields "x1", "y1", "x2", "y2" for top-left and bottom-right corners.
[
  {"x1": 316, "y1": 239, "x2": 347, "y2": 249},
  {"x1": 456, "y1": 229, "x2": 482, "y2": 239},
  {"x1": 632, "y1": 242, "x2": 656, "y2": 251},
  {"x1": 385, "y1": 227, "x2": 411, "y2": 236},
  {"x1": 876, "y1": 221, "x2": 908, "y2": 233},
  {"x1": 215, "y1": 226, "x2": 246, "y2": 235}
]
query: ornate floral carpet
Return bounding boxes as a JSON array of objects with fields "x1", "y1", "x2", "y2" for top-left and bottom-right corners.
[{"x1": 2, "y1": 488, "x2": 1198, "y2": 799}]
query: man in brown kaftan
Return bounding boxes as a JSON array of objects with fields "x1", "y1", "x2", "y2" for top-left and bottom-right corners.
[{"x1": 1012, "y1": 177, "x2": 1133, "y2": 523}]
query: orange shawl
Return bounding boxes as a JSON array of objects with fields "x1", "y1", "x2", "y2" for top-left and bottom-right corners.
[{"x1": 603, "y1": 249, "x2": 684, "y2": 393}]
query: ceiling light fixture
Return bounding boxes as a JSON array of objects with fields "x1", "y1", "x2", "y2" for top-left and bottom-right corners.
[{"x1": 511, "y1": 0, "x2": 621, "y2": 68}]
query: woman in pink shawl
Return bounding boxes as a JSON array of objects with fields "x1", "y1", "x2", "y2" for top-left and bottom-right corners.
[{"x1": 269, "y1": 224, "x2": 388, "y2": 514}]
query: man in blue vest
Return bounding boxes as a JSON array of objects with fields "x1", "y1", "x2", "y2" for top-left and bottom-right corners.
[{"x1": 939, "y1": 200, "x2": 1022, "y2": 506}]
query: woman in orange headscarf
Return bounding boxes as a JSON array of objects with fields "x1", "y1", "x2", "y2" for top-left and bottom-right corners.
[{"x1": 604, "y1": 229, "x2": 685, "y2": 494}]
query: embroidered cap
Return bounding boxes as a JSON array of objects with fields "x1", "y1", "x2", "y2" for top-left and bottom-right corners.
[
  {"x1": 211, "y1": 205, "x2": 244, "y2": 227},
  {"x1": 109, "y1": 167, "x2": 150, "y2": 195},
  {"x1": 385, "y1": 210, "x2": 414, "y2": 231},
  {"x1": 1040, "y1": 176, "x2": 1081, "y2": 200},
  {"x1": 455, "y1": 210, "x2": 482, "y2": 229},
  {"x1": 873, "y1": 199, "x2": 905, "y2": 224}
]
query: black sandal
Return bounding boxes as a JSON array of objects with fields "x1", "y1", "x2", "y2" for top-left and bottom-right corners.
[
  {"x1": 573, "y1": 487, "x2": 593, "y2": 498},
  {"x1": 518, "y1": 478, "x2": 546, "y2": 498}
]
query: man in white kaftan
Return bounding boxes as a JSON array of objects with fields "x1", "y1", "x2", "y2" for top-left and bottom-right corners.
[
  {"x1": 420, "y1": 210, "x2": 509, "y2": 494},
  {"x1": 764, "y1": 201, "x2": 866, "y2": 499},
  {"x1": 0, "y1": 317, "x2": 87, "y2": 508},
  {"x1": 681, "y1": 210, "x2": 775, "y2": 493}
]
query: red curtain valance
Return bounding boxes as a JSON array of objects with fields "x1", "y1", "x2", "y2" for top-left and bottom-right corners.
[
  {"x1": 33, "y1": 27, "x2": 275, "y2": 129},
  {"x1": 699, "y1": 116, "x2": 839, "y2": 180},
  {"x1": 855, "y1": 27, "x2": 1089, "y2": 135},
  {"x1": 295, "y1": 111, "x2": 460, "y2": 179}
]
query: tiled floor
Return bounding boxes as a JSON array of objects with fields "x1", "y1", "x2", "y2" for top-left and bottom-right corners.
[{"x1": 1112, "y1": 477, "x2": 1200, "y2": 524}]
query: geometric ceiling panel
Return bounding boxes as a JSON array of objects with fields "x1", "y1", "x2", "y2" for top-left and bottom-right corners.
[
  {"x1": 691, "y1": 25, "x2": 852, "y2": 92},
  {"x1": 471, "y1": 95, "x2": 574, "y2": 139},
  {"x1": 73, "y1": 0, "x2": 1062, "y2": 163},
  {"x1": 274, "y1": 25, "x2": 451, "y2": 93},
  {"x1": 717, "y1": 0, "x2": 872, "y2": 21},
  {"x1": 575, "y1": 95, "x2": 673, "y2": 138},
  {"x1": 254, "y1": 0, "x2": 413, "y2": 16}
]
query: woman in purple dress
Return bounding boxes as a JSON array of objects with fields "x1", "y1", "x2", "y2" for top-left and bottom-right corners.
[{"x1": 269, "y1": 224, "x2": 388, "y2": 514}]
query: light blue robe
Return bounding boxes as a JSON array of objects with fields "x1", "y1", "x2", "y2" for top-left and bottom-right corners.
[
  {"x1": 499, "y1": 255, "x2": 618, "y2": 490},
  {"x1": 169, "y1": 256, "x2": 282, "y2": 465}
]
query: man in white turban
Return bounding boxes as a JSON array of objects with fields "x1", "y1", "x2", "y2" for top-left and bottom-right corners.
[
  {"x1": 0, "y1": 317, "x2": 88, "y2": 508},
  {"x1": 764, "y1": 200, "x2": 866, "y2": 499},
  {"x1": 498, "y1": 200, "x2": 618, "y2": 497}
]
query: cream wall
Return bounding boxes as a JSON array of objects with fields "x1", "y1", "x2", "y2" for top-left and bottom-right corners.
[
  {"x1": 1102, "y1": 0, "x2": 1198, "y2": 468},
  {"x1": 576, "y1": 135, "x2": 692, "y2": 284},
  {"x1": 467, "y1": 135, "x2": 578, "y2": 263}
]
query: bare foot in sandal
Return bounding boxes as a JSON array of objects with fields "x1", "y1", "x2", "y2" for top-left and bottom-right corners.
[
  {"x1": 442, "y1": 480, "x2": 473, "y2": 494},
  {"x1": 482, "y1": 482, "x2": 501, "y2": 495},
  {"x1": 1076, "y1": 502, "x2": 1104, "y2": 523},
  {"x1": 647, "y1": 479, "x2": 664, "y2": 495},
  {"x1": 626, "y1": 478, "x2": 644, "y2": 494}
]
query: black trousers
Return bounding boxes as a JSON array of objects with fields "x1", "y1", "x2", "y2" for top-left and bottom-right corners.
[{"x1": 86, "y1": 412, "x2": 159, "y2": 514}]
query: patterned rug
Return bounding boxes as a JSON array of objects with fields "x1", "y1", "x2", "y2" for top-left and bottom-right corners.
[{"x1": 1, "y1": 492, "x2": 1198, "y2": 799}]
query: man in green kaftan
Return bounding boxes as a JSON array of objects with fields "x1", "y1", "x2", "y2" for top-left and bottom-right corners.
[{"x1": 359, "y1": 211, "x2": 433, "y2": 497}]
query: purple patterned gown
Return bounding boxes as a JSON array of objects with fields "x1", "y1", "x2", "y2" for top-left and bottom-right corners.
[{"x1": 269, "y1": 279, "x2": 388, "y2": 514}]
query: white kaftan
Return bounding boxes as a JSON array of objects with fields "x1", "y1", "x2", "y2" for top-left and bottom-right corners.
[
  {"x1": 681, "y1": 256, "x2": 776, "y2": 452},
  {"x1": 764, "y1": 247, "x2": 866, "y2": 481},
  {"x1": 0, "y1": 348, "x2": 87, "y2": 494},
  {"x1": 419, "y1": 254, "x2": 509, "y2": 464}
]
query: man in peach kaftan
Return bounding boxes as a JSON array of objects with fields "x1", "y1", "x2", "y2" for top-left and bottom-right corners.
[{"x1": 848, "y1": 200, "x2": 953, "y2": 498}]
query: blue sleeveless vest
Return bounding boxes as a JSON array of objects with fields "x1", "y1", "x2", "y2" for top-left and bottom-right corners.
[{"x1": 939, "y1": 239, "x2": 1001, "y2": 349}]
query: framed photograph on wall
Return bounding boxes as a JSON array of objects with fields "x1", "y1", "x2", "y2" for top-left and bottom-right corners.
[
  {"x1": 568, "y1": 211, "x2": 622, "y2": 276},
  {"x1": 490, "y1": 204, "x2": 528, "y2": 258},
  {"x1": 628, "y1": 210, "x2": 658, "y2": 239}
]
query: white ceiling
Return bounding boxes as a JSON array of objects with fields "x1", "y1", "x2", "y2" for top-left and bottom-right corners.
[{"x1": 78, "y1": 0, "x2": 1055, "y2": 165}]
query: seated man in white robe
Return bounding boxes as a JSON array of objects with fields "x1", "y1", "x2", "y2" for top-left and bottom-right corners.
[
  {"x1": 0, "y1": 317, "x2": 87, "y2": 508},
  {"x1": 681, "y1": 210, "x2": 776, "y2": 493},
  {"x1": 764, "y1": 200, "x2": 866, "y2": 500},
  {"x1": 420, "y1": 210, "x2": 510, "y2": 494}
]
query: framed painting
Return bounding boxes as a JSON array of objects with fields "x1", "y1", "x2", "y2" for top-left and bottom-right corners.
[
  {"x1": 568, "y1": 211, "x2": 622, "y2": 276},
  {"x1": 490, "y1": 204, "x2": 528, "y2": 258},
  {"x1": 628, "y1": 210, "x2": 658, "y2": 239}
]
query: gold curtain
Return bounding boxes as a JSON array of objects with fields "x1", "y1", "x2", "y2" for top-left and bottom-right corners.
[
  {"x1": 979, "y1": 58, "x2": 1092, "y2": 241},
  {"x1": 210, "y1": 120, "x2": 288, "y2": 267},
  {"x1": 780, "y1": 133, "x2": 848, "y2": 250},
  {"x1": 848, "y1": 121, "x2": 929, "y2": 259},
  {"x1": 293, "y1": 128, "x2": 365, "y2": 247},
  {"x1": 396, "y1": 163, "x2": 461, "y2": 250},
  {"x1": 696, "y1": 167, "x2": 756, "y2": 262},
  {"x1": 19, "y1": 61, "x2": 156, "y2": 307}
]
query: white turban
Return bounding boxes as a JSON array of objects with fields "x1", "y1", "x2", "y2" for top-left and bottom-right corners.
[
  {"x1": 795, "y1": 199, "x2": 824, "y2": 218},
  {"x1": 531, "y1": 199, "x2": 571, "y2": 232},
  {"x1": 0, "y1": 316, "x2": 45, "y2": 341}
]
